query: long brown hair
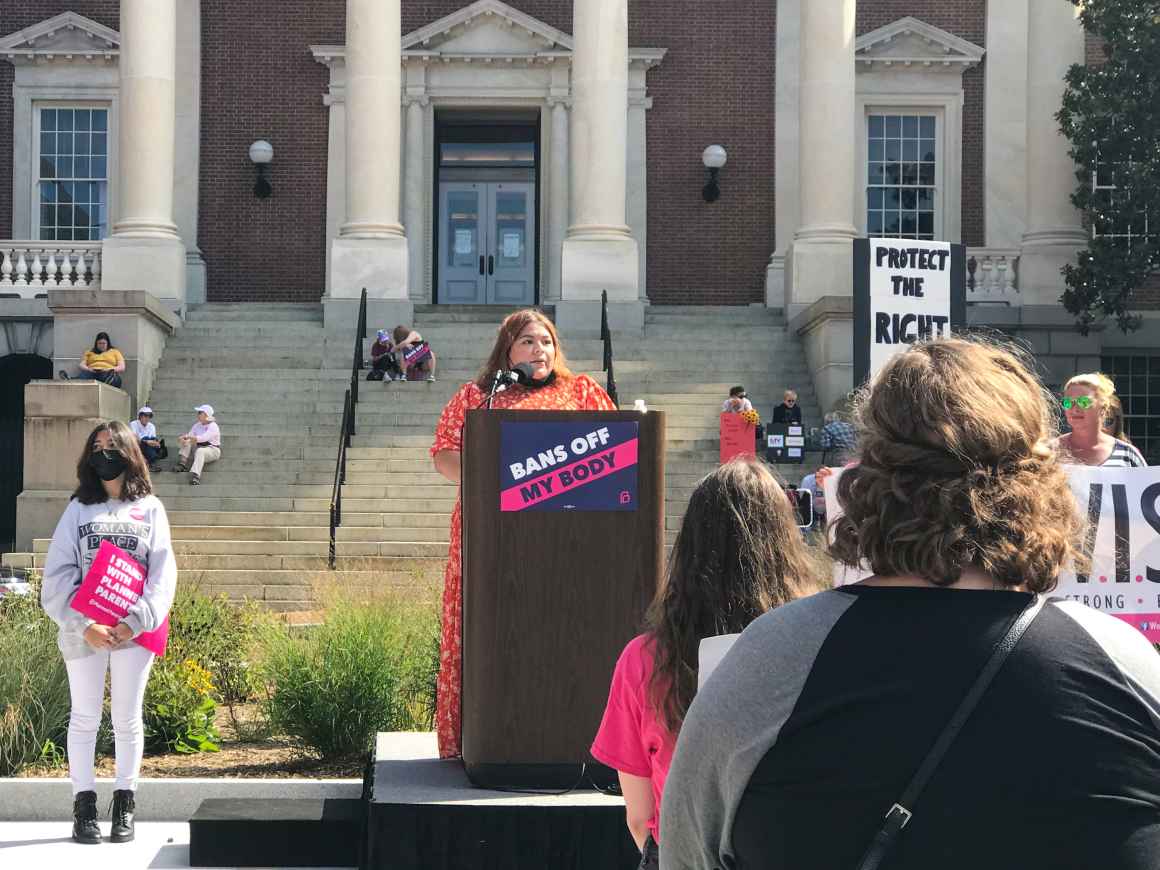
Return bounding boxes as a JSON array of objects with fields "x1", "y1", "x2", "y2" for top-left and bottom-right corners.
[
  {"x1": 73, "y1": 421, "x2": 153, "y2": 505},
  {"x1": 473, "y1": 309, "x2": 574, "y2": 389},
  {"x1": 830, "y1": 337, "x2": 1080, "y2": 592},
  {"x1": 645, "y1": 459, "x2": 817, "y2": 735}
]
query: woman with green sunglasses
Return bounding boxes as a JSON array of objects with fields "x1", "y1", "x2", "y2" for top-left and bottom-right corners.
[{"x1": 1052, "y1": 373, "x2": 1146, "y2": 467}]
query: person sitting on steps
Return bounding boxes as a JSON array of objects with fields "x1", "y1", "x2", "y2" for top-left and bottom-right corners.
[
  {"x1": 128, "y1": 406, "x2": 164, "y2": 473},
  {"x1": 392, "y1": 324, "x2": 437, "y2": 382},
  {"x1": 61, "y1": 332, "x2": 126, "y2": 388},
  {"x1": 174, "y1": 404, "x2": 221, "y2": 486},
  {"x1": 369, "y1": 329, "x2": 405, "y2": 382}
]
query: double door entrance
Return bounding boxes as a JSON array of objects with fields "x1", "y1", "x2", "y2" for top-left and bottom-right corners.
[{"x1": 438, "y1": 181, "x2": 535, "y2": 305}]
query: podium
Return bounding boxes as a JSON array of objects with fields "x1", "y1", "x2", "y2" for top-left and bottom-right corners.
[{"x1": 460, "y1": 409, "x2": 666, "y2": 788}]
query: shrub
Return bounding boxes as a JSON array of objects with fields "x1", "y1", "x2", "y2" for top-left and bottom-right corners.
[
  {"x1": 140, "y1": 583, "x2": 270, "y2": 751},
  {"x1": 143, "y1": 657, "x2": 220, "y2": 754},
  {"x1": 162, "y1": 582, "x2": 268, "y2": 705},
  {"x1": 259, "y1": 590, "x2": 439, "y2": 760},
  {"x1": 0, "y1": 577, "x2": 71, "y2": 776}
]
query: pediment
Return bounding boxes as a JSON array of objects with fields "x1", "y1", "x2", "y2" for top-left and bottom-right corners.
[
  {"x1": 856, "y1": 17, "x2": 983, "y2": 70},
  {"x1": 403, "y1": 0, "x2": 571, "y2": 55},
  {"x1": 0, "y1": 12, "x2": 119, "y2": 64},
  {"x1": 312, "y1": 2, "x2": 665, "y2": 71}
]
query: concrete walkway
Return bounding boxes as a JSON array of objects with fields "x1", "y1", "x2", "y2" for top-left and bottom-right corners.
[{"x1": 0, "y1": 822, "x2": 353, "y2": 869}]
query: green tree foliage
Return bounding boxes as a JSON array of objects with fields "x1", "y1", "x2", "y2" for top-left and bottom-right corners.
[{"x1": 1057, "y1": 1, "x2": 1160, "y2": 334}]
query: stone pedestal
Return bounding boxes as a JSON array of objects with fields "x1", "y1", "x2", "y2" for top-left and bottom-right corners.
[
  {"x1": 324, "y1": 238, "x2": 412, "y2": 334},
  {"x1": 48, "y1": 289, "x2": 178, "y2": 408},
  {"x1": 100, "y1": 237, "x2": 187, "y2": 313},
  {"x1": 790, "y1": 296, "x2": 854, "y2": 414},
  {"x1": 16, "y1": 380, "x2": 131, "y2": 551}
]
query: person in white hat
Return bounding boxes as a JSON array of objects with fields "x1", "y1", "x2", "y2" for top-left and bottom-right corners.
[
  {"x1": 128, "y1": 406, "x2": 163, "y2": 472},
  {"x1": 175, "y1": 404, "x2": 221, "y2": 485}
]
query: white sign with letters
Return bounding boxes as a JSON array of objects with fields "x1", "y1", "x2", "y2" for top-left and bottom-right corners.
[
  {"x1": 823, "y1": 465, "x2": 1160, "y2": 641},
  {"x1": 867, "y1": 238, "x2": 953, "y2": 377}
]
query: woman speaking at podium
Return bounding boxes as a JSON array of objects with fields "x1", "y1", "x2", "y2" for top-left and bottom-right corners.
[{"x1": 430, "y1": 308, "x2": 617, "y2": 758}]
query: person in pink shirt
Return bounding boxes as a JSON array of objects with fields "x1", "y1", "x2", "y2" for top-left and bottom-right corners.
[
  {"x1": 591, "y1": 459, "x2": 819, "y2": 869},
  {"x1": 174, "y1": 404, "x2": 221, "y2": 485}
]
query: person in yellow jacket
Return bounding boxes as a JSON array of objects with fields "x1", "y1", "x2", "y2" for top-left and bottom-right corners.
[{"x1": 62, "y1": 332, "x2": 126, "y2": 388}]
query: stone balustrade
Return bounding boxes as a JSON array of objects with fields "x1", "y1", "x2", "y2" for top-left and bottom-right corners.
[
  {"x1": 966, "y1": 248, "x2": 1019, "y2": 303},
  {"x1": 0, "y1": 242, "x2": 102, "y2": 297}
]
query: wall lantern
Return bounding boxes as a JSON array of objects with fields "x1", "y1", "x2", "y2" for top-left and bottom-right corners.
[
  {"x1": 249, "y1": 140, "x2": 274, "y2": 199},
  {"x1": 701, "y1": 144, "x2": 727, "y2": 203}
]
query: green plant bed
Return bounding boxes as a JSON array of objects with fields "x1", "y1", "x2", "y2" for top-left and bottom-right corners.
[
  {"x1": 0, "y1": 579, "x2": 71, "y2": 777},
  {"x1": 258, "y1": 586, "x2": 440, "y2": 761}
]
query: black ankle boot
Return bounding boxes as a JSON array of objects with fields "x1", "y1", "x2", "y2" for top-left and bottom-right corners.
[
  {"x1": 109, "y1": 789, "x2": 135, "y2": 843},
  {"x1": 72, "y1": 790, "x2": 101, "y2": 844}
]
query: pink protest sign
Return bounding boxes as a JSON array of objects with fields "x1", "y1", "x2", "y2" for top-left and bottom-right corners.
[
  {"x1": 719, "y1": 413, "x2": 756, "y2": 464},
  {"x1": 69, "y1": 539, "x2": 169, "y2": 656}
]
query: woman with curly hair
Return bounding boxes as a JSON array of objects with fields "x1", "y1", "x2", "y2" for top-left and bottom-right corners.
[
  {"x1": 661, "y1": 337, "x2": 1160, "y2": 870},
  {"x1": 591, "y1": 459, "x2": 817, "y2": 869}
]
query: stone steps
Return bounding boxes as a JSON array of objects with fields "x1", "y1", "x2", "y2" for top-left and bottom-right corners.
[{"x1": 2, "y1": 303, "x2": 823, "y2": 614}]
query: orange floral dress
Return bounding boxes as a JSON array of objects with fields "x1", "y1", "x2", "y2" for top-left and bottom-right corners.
[{"x1": 429, "y1": 373, "x2": 617, "y2": 758}]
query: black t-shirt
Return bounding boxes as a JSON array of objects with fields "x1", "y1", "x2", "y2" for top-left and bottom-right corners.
[
  {"x1": 661, "y1": 587, "x2": 1160, "y2": 870},
  {"x1": 771, "y1": 403, "x2": 802, "y2": 425}
]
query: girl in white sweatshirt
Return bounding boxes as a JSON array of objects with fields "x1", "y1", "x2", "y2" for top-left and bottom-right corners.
[{"x1": 40, "y1": 420, "x2": 176, "y2": 845}]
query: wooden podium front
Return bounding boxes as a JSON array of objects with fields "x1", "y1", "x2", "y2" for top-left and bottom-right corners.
[{"x1": 460, "y1": 410, "x2": 665, "y2": 788}]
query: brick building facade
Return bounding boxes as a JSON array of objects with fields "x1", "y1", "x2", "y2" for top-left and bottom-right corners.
[{"x1": 1, "y1": 0, "x2": 990, "y2": 306}]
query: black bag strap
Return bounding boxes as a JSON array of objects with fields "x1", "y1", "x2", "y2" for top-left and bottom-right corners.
[{"x1": 855, "y1": 593, "x2": 1047, "y2": 870}]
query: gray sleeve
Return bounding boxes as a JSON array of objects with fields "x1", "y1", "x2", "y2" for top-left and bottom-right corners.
[
  {"x1": 1052, "y1": 600, "x2": 1160, "y2": 728},
  {"x1": 660, "y1": 590, "x2": 855, "y2": 870},
  {"x1": 40, "y1": 500, "x2": 93, "y2": 637}
]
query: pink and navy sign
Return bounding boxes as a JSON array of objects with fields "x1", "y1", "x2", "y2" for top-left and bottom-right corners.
[{"x1": 500, "y1": 421, "x2": 638, "y2": 512}]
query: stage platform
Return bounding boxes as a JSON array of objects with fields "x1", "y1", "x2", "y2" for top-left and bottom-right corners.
[{"x1": 366, "y1": 732, "x2": 639, "y2": 869}]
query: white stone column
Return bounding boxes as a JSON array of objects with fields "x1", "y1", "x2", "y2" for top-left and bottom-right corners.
[
  {"x1": 328, "y1": 0, "x2": 409, "y2": 306},
  {"x1": 768, "y1": 0, "x2": 801, "y2": 309},
  {"x1": 1019, "y1": 0, "x2": 1086, "y2": 306},
  {"x1": 100, "y1": 0, "x2": 186, "y2": 306},
  {"x1": 560, "y1": 0, "x2": 639, "y2": 304},
  {"x1": 175, "y1": 0, "x2": 205, "y2": 304},
  {"x1": 403, "y1": 96, "x2": 428, "y2": 301},
  {"x1": 984, "y1": 0, "x2": 1029, "y2": 249},
  {"x1": 547, "y1": 98, "x2": 570, "y2": 302},
  {"x1": 788, "y1": 0, "x2": 857, "y2": 315}
]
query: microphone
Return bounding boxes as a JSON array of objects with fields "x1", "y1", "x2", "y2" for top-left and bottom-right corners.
[{"x1": 496, "y1": 362, "x2": 535, "y2": 387}]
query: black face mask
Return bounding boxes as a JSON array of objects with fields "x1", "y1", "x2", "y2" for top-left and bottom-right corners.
[{"x1": 89, "y1": 450, "x2": 128, "y2": 481}]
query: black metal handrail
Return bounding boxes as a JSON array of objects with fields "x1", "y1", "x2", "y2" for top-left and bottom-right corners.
[
  {"x1": 329, "y1": 388, "x2": 351, "y2": 569},
  {"x1": 329, "y1": 288, "x2": 368, "y2": 569},
  {"x1": 600, "y1": 289, "x2": 619, "y2": 408}
]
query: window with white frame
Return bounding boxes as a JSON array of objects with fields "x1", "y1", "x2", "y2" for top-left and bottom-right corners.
[
  {"x1": 1090, "y1": 156, "x2": 1153, "y2": 246},
  {"x1": 35, "y1": 105, "x2": 109, "y2": 241},
  {"x1": 866, "y1": 113, "x2": 937, "y2": 240}
]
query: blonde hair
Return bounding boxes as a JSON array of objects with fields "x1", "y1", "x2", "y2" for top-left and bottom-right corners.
[
  {"x1": 830, "y1": 336, "x2": 1080, "y2": 592},
  {"x1": 1064, "y1": 372, "x2": 1117, "y2": 422}
]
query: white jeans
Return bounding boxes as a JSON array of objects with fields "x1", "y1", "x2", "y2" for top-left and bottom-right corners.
[
  {"x1": 64, "y1": 644, "x2": 155, "y2": 794},
  {"x1": 179, "y1": 441, "x2": 221, "y2": 475}
]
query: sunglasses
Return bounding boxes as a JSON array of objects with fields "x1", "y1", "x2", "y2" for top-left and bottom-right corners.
[{"x1": 1060, "y1": 396, "x2": 1094, "y2": 411}]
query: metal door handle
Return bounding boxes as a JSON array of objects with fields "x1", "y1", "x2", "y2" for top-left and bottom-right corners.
[
  {"x1": 488, "y1": 255, "x2": 494, "y2": 275},
  {"x1": 479, "y1": 255, "x2": 485, "y2": 275}
]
